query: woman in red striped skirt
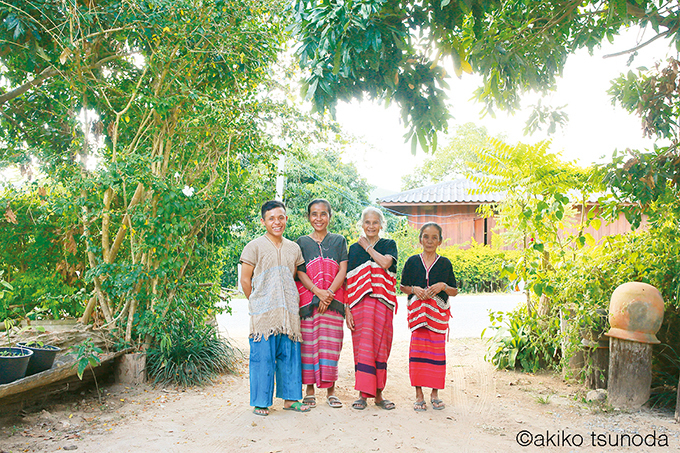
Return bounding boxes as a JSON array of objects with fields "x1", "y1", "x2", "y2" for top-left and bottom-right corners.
[
  {"x1": 400, "y1": 222, "x2": 458, "y2": 411},
  {"x1": 347, "y1": 207, "x2": 398, "y2": 411}
]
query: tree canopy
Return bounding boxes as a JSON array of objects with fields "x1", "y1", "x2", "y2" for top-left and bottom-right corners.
[
  {"x1": 289, "y1": 0, "x2": 679, "y2": 152},
  {"x1": 0, "y1": 0, "x2": 289, "y2": 344}
]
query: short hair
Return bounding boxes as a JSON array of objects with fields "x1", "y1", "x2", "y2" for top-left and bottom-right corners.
[
  {"x1": 261, "y1": 200, "x2": 286, "y2": 218},
  {"x1": 419, "y1": 222, "x2": 443, "y2": 241},
  {"x1": 360, "y1": 206, "x2": 386, "y2": 229},
  {"x1": 307, "y1": 199, "x2": 332, "y2": 217}
]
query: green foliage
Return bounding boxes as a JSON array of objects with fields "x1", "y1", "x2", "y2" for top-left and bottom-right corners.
[
  {"x1": 146, "y1": 312, "x2": 238, "y2": 387},
  {"x1": 3, "y1": 271, "x2": 83, "y2": 320},
  {"x1": 283, "y1": 150, "x2": 373, "y2": 240},
  {"x1": 482, "y1": 307, "x2": 558, "y2": 372},
  {"x1": 0, "y1": 0, "x2": 294, "y2": 345},
  {"x1": 471, "y1": 139, "x2": 601, "y2": 300},
  {"x1": 70, "y1": 338, "x2": 103, "y2": 380},
  {"x1": 609, "y1": 58, "x2": 680, "y2": 143},
  {"x1": 289, "y1": 0, "x2": 669, "y2": 150},
  {"x1": 401, "y1": 123, "x2": 493, "y2": 190},
  {"x1": 389, "y1": 218, "x2": 421, "y2": 288},
  {"x1": 440, "y1": 242, "x2": 519, "y2": 292}
]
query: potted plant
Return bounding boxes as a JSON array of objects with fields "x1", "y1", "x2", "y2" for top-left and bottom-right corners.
[
  {"x1": 1, "y1": 318, "x2": 53, "y2": 383},
  {"x1": 0, "y1": 330, "x2": 33, "y2": 384},
  {"x1": 17, "y1": 341, "x2": 61, "y2": 375}
]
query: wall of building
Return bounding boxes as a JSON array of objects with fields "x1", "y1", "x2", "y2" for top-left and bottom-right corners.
[{"x1": 384, "y1": 203, "x2": 643, "y2": 250}]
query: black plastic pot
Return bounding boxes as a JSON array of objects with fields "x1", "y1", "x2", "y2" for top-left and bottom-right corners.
[
  {"x1": 17, "y1": 343, "x2": 61, "y2": 376},
  {"x1": 0, "y1": 347, "x2": 33, "y2": 384}
]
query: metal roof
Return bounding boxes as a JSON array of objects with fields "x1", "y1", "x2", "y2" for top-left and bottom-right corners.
[
  {"x1": 379, "y1": 178, "x2": 505, "y2": 204},
  {"x1": 379, "y1": 178, "x2": 607, "y2": 205}
]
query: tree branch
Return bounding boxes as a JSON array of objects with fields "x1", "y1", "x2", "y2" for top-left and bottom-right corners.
[
  {"x1": 603, "y1": 29, "x2": 674, "y2": 59},
  {"x1": 108, "y1": 182, "x2": 146, "y2": 264},
  {"x1": 0, "y1": 67, "x2": 57, "y2": 106}
]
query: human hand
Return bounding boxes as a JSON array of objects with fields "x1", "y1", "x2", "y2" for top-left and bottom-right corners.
[
  {"x1": 357, "y1": 237, "x2": 370, "y2": 251},
  {"x1": 318, "y1": 300, "x2": 329, "y2": 314},
  {"x1": 426, "y1": 282, "x2": 447, "y2": 298},
  {"x1": 412, "y1": 286, "x2": 428, "y2": 300},
  {"x1": 345, "y1": 307, "x2": 355, "y2": 331}
]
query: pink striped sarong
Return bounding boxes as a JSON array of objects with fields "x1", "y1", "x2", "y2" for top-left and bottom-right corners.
[
  {"x1": 300, "y1": 308, "x2": 344, "y2": 388},
  {"x1": 351, "y1": 295, "x2": 394, "y2": 398}
]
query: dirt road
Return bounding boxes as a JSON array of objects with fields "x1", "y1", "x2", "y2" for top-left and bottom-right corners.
[{"x1": 1, "y1": 333, "x2": 677, "y2": 453}]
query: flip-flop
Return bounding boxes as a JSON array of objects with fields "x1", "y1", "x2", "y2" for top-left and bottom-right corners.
[
  {"x1": 413, "y1": 400, "x2": 427, "y2": 412},
  {"x1": 327, "y1": 395, "x2": 343, "y2": 408},
  {"x1": 302, "y1": 395, "x2": 317, "y2": 408},
  {"x1": 352, "y1": 398, "x2": 367, "y2": 410},
  {"x1": 375, "y1": 399, "x2": 396, "y2": 410},
  {"x1": 431, "y1": 398, "x2": 445, "y2": 410},
  {"x1": 253, "y1": 407, "x2": 269, "y2": 416},
  {"x1": 283, "y1": 401, "x2": 311, "y2": 412}
]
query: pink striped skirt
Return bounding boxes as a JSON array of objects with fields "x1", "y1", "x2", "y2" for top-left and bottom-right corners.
[{"x1": 300, "y1": 307, "x2": 344, "y2": 388}]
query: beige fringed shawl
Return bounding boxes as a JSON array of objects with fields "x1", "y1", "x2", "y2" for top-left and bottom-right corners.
[{"x1": 240, "y1": 235, "x2": 304, "y2": 342}]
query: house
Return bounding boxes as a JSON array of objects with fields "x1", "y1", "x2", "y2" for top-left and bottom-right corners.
[{"x1": 378, "y1": 178, "x2": 638, "y2": 249}]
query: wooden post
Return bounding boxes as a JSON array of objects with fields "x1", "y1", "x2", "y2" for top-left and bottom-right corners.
[
  {"x1": 607, "y1": 337, "x2": 652, "y2": 409},
  {"x1": 114, "y1": 352, "x2": 146, "y2": 384},
  {"x1": 675, "y1": 377, "x2": 680, "y2": 423}
]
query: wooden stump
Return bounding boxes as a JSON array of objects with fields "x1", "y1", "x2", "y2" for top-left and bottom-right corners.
[
  {"x1": 114, "y1": 352, "x2": 146, "y2": 384},
  {"x1": 607, "y1": 337, "x2": 652, "y2": 409},
  {"x1": 584, "y1": 346, "x2": 609, "y2": 390}
]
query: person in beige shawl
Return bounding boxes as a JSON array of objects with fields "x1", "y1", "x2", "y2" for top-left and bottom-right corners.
[{"x1": 240, "y1": 200, "x2": 311, "y2": 417}]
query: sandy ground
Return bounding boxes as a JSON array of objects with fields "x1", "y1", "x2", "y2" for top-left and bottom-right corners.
[{"x1": 1, "y1": 295, "x2": 678, "y2": 452}]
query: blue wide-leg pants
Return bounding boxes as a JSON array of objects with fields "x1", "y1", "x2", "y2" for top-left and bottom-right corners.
[{"x1": 249, "y1": 334, "x2": 302, "y2": 408}]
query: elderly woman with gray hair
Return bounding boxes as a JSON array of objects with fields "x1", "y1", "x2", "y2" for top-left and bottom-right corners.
[{"x1": 347, "y1": 206, "x2": 398, "y2": 411}]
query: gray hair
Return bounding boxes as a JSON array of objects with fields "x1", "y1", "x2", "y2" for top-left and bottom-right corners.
[{"x1": 360, "y1": 206, "x2": 387, "y2": 229}]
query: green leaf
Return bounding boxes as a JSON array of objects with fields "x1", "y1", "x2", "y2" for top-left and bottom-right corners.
[
  {"x1": 590, "y1": 218, "x2": 602, "y2": 230},
  {"x1": 332, "y1": 42, "x2": 343, "y2": 75},
  {"x1": 532, "y1": 242, "x2": 544, "y2": 253}
]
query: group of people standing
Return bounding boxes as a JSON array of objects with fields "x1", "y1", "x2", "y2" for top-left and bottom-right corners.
[{"x1": 239, "y1": 199, "x2": 457, "y2": 416}]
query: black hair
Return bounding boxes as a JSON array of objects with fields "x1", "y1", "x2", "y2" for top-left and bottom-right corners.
[
  {"x1": 261, "y1": 200, "x2": 286, "y2": 218},
  {"x1": 419, "y1": 222, "x2": 443, "y2": 241},
  {"x1": 307, "y1": 199, "x2": 332, "y2": 217}
]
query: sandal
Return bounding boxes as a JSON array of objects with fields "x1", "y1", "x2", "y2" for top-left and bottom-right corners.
[
  {"x1": 375, "y1": 399, "x2": 396, "y2": 410},
  {"x1": 302, "y1": 395, "x2": 317, "y2": 408},
  {"x1": 283, "y1": 401, "x2": 311, "y2": 412},
  {"x1": 253, "y1": 407, "x2": 269, "y2": 416},
  {"x1": 413, "y1": 400, "x2": 427, "y2": 412},
  {"x1": 431, "y1": 398, "x2": 445, "y2": 410},
  {"x1": 352, "y1": 398, "x2": 367, "y2": 410},
  {"x1": 327, "y1": 395, "x2": 343, "y2": 408}
]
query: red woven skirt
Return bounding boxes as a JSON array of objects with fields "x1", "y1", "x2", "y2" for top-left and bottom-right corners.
[
  {"x1": 351, "y1": 295, "x2": 393, "y2": 398},
  {"x1": 409, "y1": 327, "x2": 446, "y2": 389}
]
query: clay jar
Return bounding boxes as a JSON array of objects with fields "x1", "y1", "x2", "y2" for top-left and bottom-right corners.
[{"x1": 606, "y1": 282, "x2": 664, "y2": 344}]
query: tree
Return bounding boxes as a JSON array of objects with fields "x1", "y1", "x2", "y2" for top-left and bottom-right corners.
[
  {"x1": 470, "y1": 139, "x2": 602, "y2": 313},
  {"x1": 401, "y1": 122, "x2": 491, "y2": 190},
  {"x1": 0, "y1": 0, "x2": 288, "y2": 344},
  {"x1": 289, "y1": 0, "x2": 679, "y2": 152}
]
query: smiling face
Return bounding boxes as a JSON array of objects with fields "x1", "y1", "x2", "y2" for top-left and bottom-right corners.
[
  {"x1": 362, "y1": 212, "x2": 382, "y2": 240},
  {"x1": 420, "y1": 225, "x2": 442, "y2": 253},
  {"x1": 261, "y1": 206, "x2": 287, "y2": 239},
  {"x1": 308, "y1": 202, "x2": 330, "y2": 235}
]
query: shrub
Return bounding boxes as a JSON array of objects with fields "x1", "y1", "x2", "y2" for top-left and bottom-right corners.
[
  {"x1": 146, "y1": 313, "x2": 240, "y2": 387},
  {"x1": 483, "y1": 306, "x2": 559, "y2": 372},
  {"x1": 2, "y1": 271, "x2": 83, "y2": 320},
  {"x1": 439, "y1": 241, "x2": 520, "y2": 293}
]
